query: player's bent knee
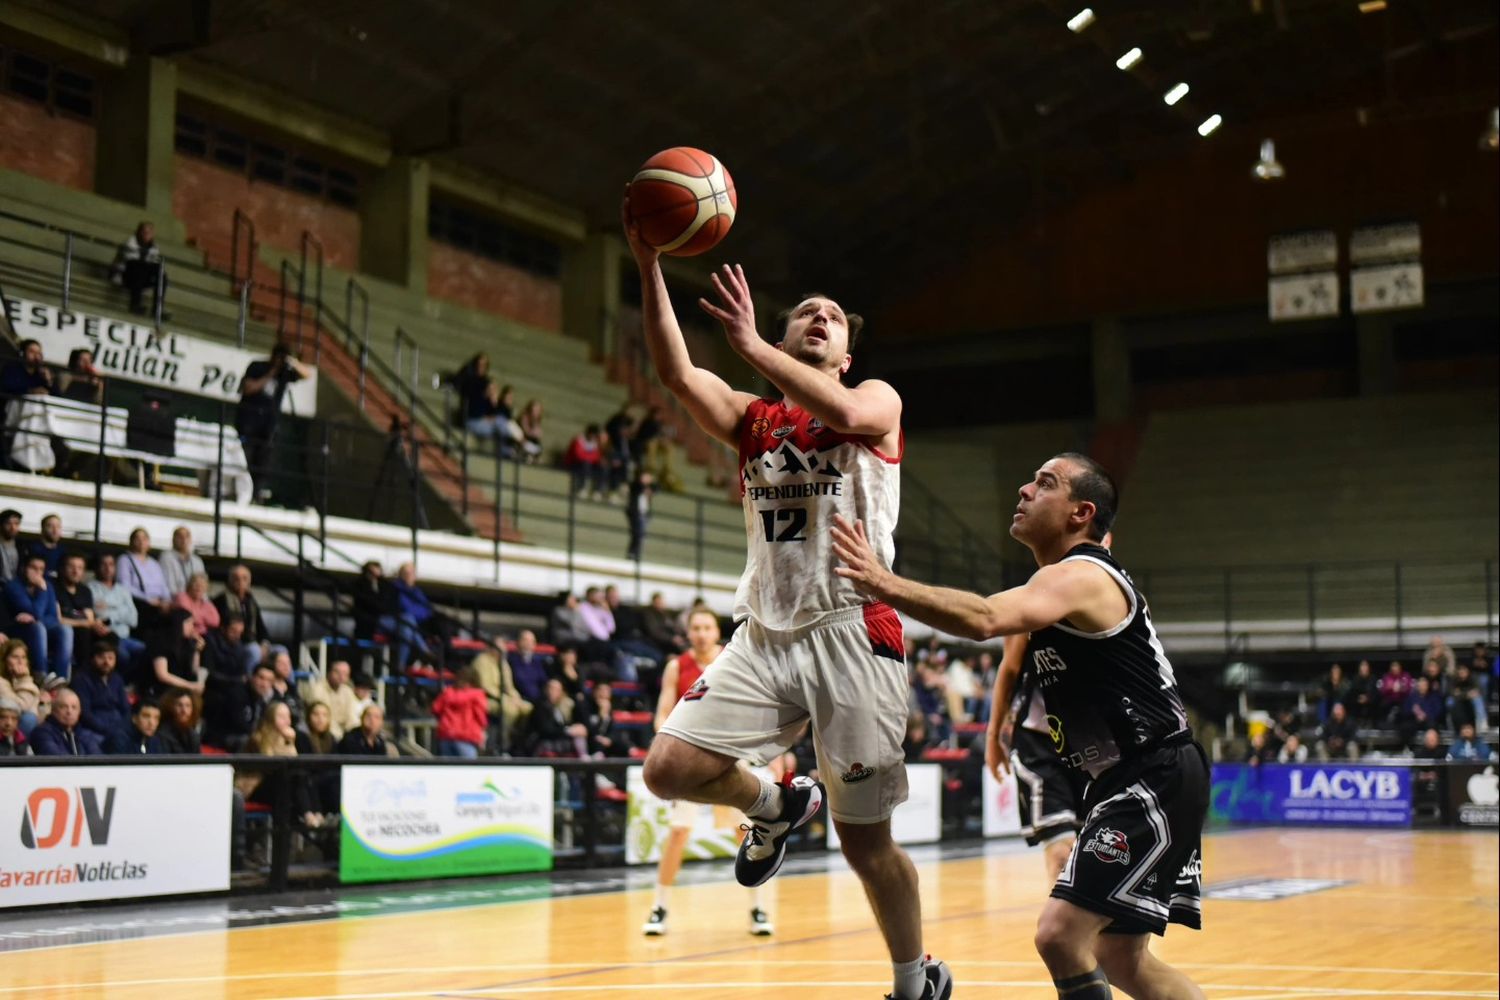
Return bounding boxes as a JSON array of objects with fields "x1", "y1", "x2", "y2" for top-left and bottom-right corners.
[{"x1": 641, "y1": 734, "x2": 733, "y2": 800}]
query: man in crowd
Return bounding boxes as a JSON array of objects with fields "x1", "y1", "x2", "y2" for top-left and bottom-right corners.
[
  {"x1": 0, "y1": 510, "x2": 20, "y2": 583},
  {"x1": 0, "y1": 340, "x2": 55, "y2": 398},
  {"x1": 236, "y1": 343, "x2": 309, "y2": 502},
  {"x1": 214, "y1": 564, "x2": 271, "y2": 671},
  {"x1": 30, "y1": 687, "x2": 103, "y2": 756},
  {"x1": 110, "y1": 221, "x2": 168, "y2": 316},
  {"x1": 527, "y1": 677, "x2": 589, "y2": 756},
  {"x1": 626, "y1": 470, "x2": 655, "y2": 561},
  {"x1": 88, "y1": 552, "x2": 145, "y2": 668},
  {"x1": 109, "y1": 699, "x2": 163, "y2": 754},
  {"x1": 338, "y1": 703, "x2": 395, "y2": 756},
  {"x1": 549, "y1": 591, "x2": 592, "y2": 647},
  {"x1": 306, "y1": 659, "x2": 364, "y2": 740},
  {"x1": 158, "y1": 526, "x2": 206, "y2": 597},
  {"x1": 641, "y1": 591, "x2": 687, "y2": 658},
  {"x1": 4, "y1": 554, "x2": 71, "y2": 679},
  {"x1": 205, "y1": 663, "x2": 277, "y2": 751},
  {"x1": 1446, "y1": 723, "x2": 1495, "y2": 762},
  {"x1": 388, "y1": 562, "x2": 436, "y2": 671},
  {"x1": 498, "y1": 630, "x2": 550, "y2": 745},
  {"x1": 0, "y1": 697, "x2": 30, "y2": 755},
  {"x1": 1316, "y1": 701, "x2": 1360, "y2": 760},
  {"x1": 73, "y1": 635, "x2": 130, "y2": 747},
  {"x1": 57, "y1": 552, "x2": 109, "y2": 669},
  {"x1": 25, "y1": 514, "x2": 64, "y2": 578},
  {"x1": 352, "y1": 560, "x2": 394, "y2": 641}
]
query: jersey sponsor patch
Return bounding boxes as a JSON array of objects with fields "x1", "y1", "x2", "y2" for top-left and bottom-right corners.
[
  {"x1": 841, "y1": 762, "x2": 875, "y2": 784},
  {"x1": 1082, "y1": 827, "x2": 1132, "y2": 865},
  {"x1": 681, "y1": 678, "x2": 709, "y2": 702}
]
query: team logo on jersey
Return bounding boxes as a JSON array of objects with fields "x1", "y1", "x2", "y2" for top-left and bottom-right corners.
[
  {"x1": 1176, "y1": 850, "x2": 1202, "y2": 885},
  {"x1": 1143, "y1": 873, "x2": 1159, "y2": 891},
  {"x1": 1046, "y1": 714, "x2": 1066, "y2": 752},
  {"x1": 681, "y1": 678, "x2": 709, "y2": 702},
  {"x1": 841, "y1": 762, "x2": 875, "y2": 784},
  {"x1": 750, "y1": 417, "x2": 770, "y2": 438},
  {"x1": 772, "y1": 425, "x2": 795, "y2": 439},
  {"x1": 807, "y1": 417, "x2": 825, "y2": 433},
  {"x1": 1083, "y1": 827, "x2": 1131, "y2": 865}
]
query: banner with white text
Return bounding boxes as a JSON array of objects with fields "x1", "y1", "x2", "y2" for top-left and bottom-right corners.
[
  {"x1": 0, "y1": 765, "x2": 232, "y2": 907},
  {"x1": 1211, "y1": 763, "x2": 1412, "y2": 827}
]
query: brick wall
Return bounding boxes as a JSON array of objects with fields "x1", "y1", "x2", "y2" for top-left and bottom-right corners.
[
  {"x1": 0, "y1": 94, "x2": 95, "y2": 191},
  {"x1": 171, "y1": 155, "x2": 360, "y2": 268},
  {"x1": 426, "y1": 240, "x2": 562, "y2": 332}
]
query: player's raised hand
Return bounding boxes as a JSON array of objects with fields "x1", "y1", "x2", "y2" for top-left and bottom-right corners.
[
  {"x1": 831, "y1": 514, "x2": 888, "y2": 596},
  {"x1": 620, "y1": 185, "x2": 659, "y2": 266},
  {"x1": 699, "y1": 263, "x2": 758, "y2": 352}
]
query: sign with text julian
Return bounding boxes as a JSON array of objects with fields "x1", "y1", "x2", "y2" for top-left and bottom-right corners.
[
  {"x1": 339, "y1": 766, "x2": 553, "y2": 884},
  {"x1": 1211, "y1": 763, "x2": 1412, "y2": 828},
  {"x1": 4, "y1": 297, "x2": 318, "y2": 415},
  {"x1": 0, "y1": 765, "x2": 232, "y2": 907}
]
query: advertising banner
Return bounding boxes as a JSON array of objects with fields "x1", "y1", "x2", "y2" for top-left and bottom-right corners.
[
  {"x1": 981, "y1": 766, "x2": 1024, "y2": 838},
  {"x1": 4, "y1": 296, "x2": 319, "y2": 415},
  {"x1": 625, "y1": 765, "x2": 769, "y2": 865},
  {"x1": 339, "y1": 765, "x2": 553, "y2": 884},
  {"x1": 0, "y1": 765, "x2": 232, "y2": 907},
  {"x1": 828, "y1": 763, "x2": 943, "y2": 850},
  {"x1": 1445, "y1": 764, "x2": 1499, "y2": 827},
  {"x1": 1211, "y1": 763, "x2": 1412, "y2": 827}
]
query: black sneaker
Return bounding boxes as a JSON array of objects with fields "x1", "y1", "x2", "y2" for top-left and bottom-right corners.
[
  {"x1": 883, "y1": 957, "x2": 953, "y2": 1000},
  {"x1": 735, "y1": 776, "x2": 822, "y2": 887},
  {"x1": 642, "y1": 905, "x2": 667, "y2": 936},
  {"x1": 748, "y1": 906, "x2": 773, "y2": 936}
]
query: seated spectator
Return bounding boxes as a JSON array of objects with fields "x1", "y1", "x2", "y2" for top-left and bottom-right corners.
[
  {"x1": 173, "y1": 573, "x2": 221, "y2": 638},
  {"x1": 30, "y1": 688, "x2": 104, "y2": 756},
  {"x1": 0, "y1": 509, "x2": 20, "y2": 583},
  {"x1": 0, "y1": 639, "x2": 42, "y2": 735},
  {"x1": 466, "y1": 381, "x2": 522, "y2": 459},
  {"x1": 641, "y1": 592, "x2": 687, "y2": 658},
  {"x1": 203, "y1": 614, "x2": 248, "y2": 682},
  {"x1": 214, "y1": 565, "x2": 271, "y2": 672},
  {"x1": 943, "y1": 650, "x2": 978, "y2": 726},
  {"x1": 902, "y1": 712, "x2": 932, "y2": 763},
  {"x1": 1413, "y1": 728, "x2": 1445, "y2": 761},
  {"x1": 337, "y1": 703, "x2": 396, "y2": 756},
  {"x1": 57, "y1": 553, "x2": 109, "y2": 669},
  {"x1": 158, "y1": 526, "x2": 205, "y2": 599},
  {"x1": 528, "y1": 678, "x2": 588, "y2": 756},
  {"x1": 1316, "y1": 702, "x2": 1360, "y2": 761},
  {"x1": 4, "y1": 554, "x2": 72, "y2": 680},
  {"x1": 1276, "y1": 733, "x2": 1309, "y2": 764},
  {"x1": 204, "y1": 664, "x2": 276, "y2": 752},
  {"x1": 1349, "y1": 659, "x2": 1379, "y2": 726},
  {"x1": 507, "y1": 630, "x2": 551, "y2": 709},
  {"x1": 1402, "y1": 676, "x2": 1446, "y2": 743},
  {"x1": 25, "y1": 514, "x2": 64, "y2": 579},
  {"x1": 1318, "y1": 663, "x2": 1352, "y2": 722},
  {"x1": 550, "y1": 591, "x2": 592, "y2": 648},
  {"x1": 305, "y1": 659, "x2": 363, "y2": 740},
  {"x1": 0, "y1": 339, "x2": 55, "y2": 399},
  {"x1": 577, "y1": 586, "x2": 620, "y2": 674},
  {"x1": 298, "y1": 701, "x2": 341, "y2": 814},
  {"x1": 110, "y1": 220, "x2": 168, "y2": 316},
  {"x1": 0, "y1": 696, "x2": 29, "y2": 755},
  {"x1": 454, "y1": 352, "x2": 497, "y2": 436},
  {"x1": 1448, "y1": 663, "x2": 1487, "y2": 732},
  {"x1": 1245, "y1": 731, "x2": 1275, "y2": 767},
  {"x1": 583, "y1": 681, "x2": 634, "y2": 758},
  {"x1": 606, "y1": 585, "x2": 665, "y2": 674},
  {"x1": 1446, "y1": 723, "x2": 1495, "y2": 762},
  {"x1": 157, "y1": 689, "x2": 202, "y2": 755},
  {"x1": 267, "y1": 647, "x2": 304, "y2": 728},
  {"x1": 604, "y1": 405, "x2": 635, "y2": 485},
  {"x1": 434, "y1": 665, "x2": 489, "y2": 758},
  {"x1": 73, "y1": 636, "x2": 131, "y2": 747},
  {"x1": 61, "y1": 348, "x2": 102, "y2": 405},
  {"x1": 236, "y1": 701, "x2": 322, "y2": 829},
  {"x1": 351, "y1": 560, "x2": 394, "y2": 641},
  {"x1": 1378, "y1": 661, "x2": 1413, "y2": 725},
  {"x1": 108, "y1": 699, "x2": 163, "y2": 755},
  {"x1": 551, "y1": 645, "x2": 585, "y2": 712},
  {"x1": 564, "y1": 424, "x2": 607, "y2": 500},
  {"x1": 1424, "y1": 634, "x2": 1456, "y2": 678},
  {"x1": 517, "y1": 399, "x2": 544, "y2": 462},
  {"x1": 385, "y1": 561, "x2": 438, "y2": 671},
  {"x1": 88, "y1": 552, "x2": 145, "y2": 669},
  {"x1": 302, "y1": 702, "x2": 337, "y2": 754},
  {"x1": 119, "y1": 528, "x2": 174, "y2": 628},
  {"x1": 142, "y1": 608, "x2": 206, "y2": 701}
]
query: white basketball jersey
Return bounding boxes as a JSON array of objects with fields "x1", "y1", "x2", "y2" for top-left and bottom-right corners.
[{"x1": 733, "y1": 398, "x2": 901, "y2": 631}]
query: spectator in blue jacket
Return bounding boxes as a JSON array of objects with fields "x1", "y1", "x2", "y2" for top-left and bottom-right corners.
[
  {"x1": 108, "y1": 699, "x2": 163, "y2": 755},
  {"x1": 1447, "y1": 723, "x2": 1496, "y2": 762},
  {"x1": 386, "y1": 562, "x2": 434, "y2": 670},
  {"x1": 24, "y1": 514, "x2": 65, "y2": 579},
  {"x1": 73, "y1": 635, "x2": 131, "y2": 746},
  {"x1": 4, "y1": 554, "x2": 72, "y2": 679},
  {"x1": 30, "y1": 688, "x2": 105, "y2": 756}
]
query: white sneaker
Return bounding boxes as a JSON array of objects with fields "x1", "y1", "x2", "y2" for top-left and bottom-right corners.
[
  {"x1": 642, "y1": 905, "x2": 667, "y2": 936},
  {"x1": 749, "y1": 907, "x2": 773, "y2": 936}
]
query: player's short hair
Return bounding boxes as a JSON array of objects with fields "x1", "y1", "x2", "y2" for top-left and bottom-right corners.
[
  {"x1": 1053, "y1": 452, "x2": 1118, "y2": 541},
  {"x1": 687, "y1": 607, "x2": 719, "y2": 626},
  {"x1": 775, "y1": 293, "x2": 864, "y2": 352}
]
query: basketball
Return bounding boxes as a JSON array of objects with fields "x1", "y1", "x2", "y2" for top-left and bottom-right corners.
[{"x1": 627, "y1": 147, "x2": 737, "y2": 256}]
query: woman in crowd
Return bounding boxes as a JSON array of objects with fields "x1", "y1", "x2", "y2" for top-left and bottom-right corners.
[
  {"x1": 302, "y1": 701, "x2": 337, "y2": 755},
  {"x1": 237, "y1": 701, "x2": 322, "y2": 828},
  {"x1": 518, "y1": 399, "x2": 544, "y2": 462},
  {"x1": 0, "y1": 639, "x2": 43, "y2": 736},
  {"x1": 157, "y1": 689, "x2": 202, "y2": 754},
  {"x1": 338, "y1": 703, "x2": 395, "y2": 756},
  {"x1": 173, "y1": 573, "x2": 221, "y2": 637},
  {"x1": 143, "y1": 607, "x2": 205, "y2": 700}
]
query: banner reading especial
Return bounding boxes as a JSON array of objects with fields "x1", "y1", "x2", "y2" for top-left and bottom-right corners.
[
  {"x1": 340, "y1": 765, "x2": 553, "y2": 884},
  {"x1": 0, "y1": 765, "x2": 232, "y2": 907},
  {"x1": 4, "y1": 297, "x2": 318, "y2": 415},
  {"x1": 1211, "y1": 763, "x2": 1412, "y2": 828}
]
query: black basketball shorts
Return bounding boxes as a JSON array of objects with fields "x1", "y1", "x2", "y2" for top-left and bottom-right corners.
[
  {"x1": 1050, "y1": 738, "x2": 1210, "y2": 936},
  {"x1": 1011, "y1": 727, "x2": 1088, "y2": 847}
]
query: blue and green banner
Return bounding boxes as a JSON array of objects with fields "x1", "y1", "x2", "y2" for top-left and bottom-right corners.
[
  {"x1": 1211, "y1": 763, "x2": 1412, "y2": 828},
  {"x1": 339, "y1": 766, "x2": 553, "y2": 884}
]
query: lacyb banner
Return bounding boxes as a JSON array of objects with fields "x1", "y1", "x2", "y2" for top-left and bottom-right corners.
[
  {"x1": 4, "y1": 297, "x2": 318, "y2": 415},
  {"x1": 0, "y1": 765, "x2": 232, "y2": 907},
  {"x1": 1211, "y1": 763, "x2": 1413, "y2": 827}
]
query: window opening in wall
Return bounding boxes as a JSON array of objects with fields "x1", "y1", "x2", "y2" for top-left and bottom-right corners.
[
  {"x1": 173, "y1": 111, "x2": 361, "y2": 207},
  {"x1": 0, "y1": 44, "x2": 96, "y2": 120},
  {"x1": 428, "y1": 198, "x2": 562, "y2": 279}
]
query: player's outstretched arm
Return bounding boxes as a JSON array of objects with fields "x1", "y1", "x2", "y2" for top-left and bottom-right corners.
[
  {"x1": 699, "y1": 264, "x2": 901, "y2": 439},
  {"x1": 623, "y1": 192, "x2": 757, "y2": 449},
  {"x1": 985, "y1": 634, "x2": 1028, "y2": 780},
  {"x1": 831, "y1": 515, "x2": 1114, "y2": 641}
]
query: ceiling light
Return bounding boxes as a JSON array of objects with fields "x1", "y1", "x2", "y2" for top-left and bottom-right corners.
[
  {"x1": 1163, "y1": 82, "x2": 1190, "y2": 106},
  {"x1": 1357, "y1": 0, "x2": 1387, "y2": 12},
  {"x1": 1197, "y1": 114, "x2": 1223, "y2": 137},
  {"x1": 1067, "y1": 8, "x2": 1095, "y2": 32},
  {"x1": 1252, "y1": 139, "x2": 1285, "y2": 181},
  {"x1": 1481, "y1": 107, "x2": 1499, "y2": 152},
  {"x1": 1115, "y1": 47, "x2": 1143, "y2": 70}
]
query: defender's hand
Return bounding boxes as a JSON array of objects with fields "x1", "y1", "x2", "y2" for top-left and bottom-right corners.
[{"x1": 831, "y1": 514, "x2": 889, "y2": 597}]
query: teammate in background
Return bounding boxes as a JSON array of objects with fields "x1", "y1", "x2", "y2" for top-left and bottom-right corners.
[
  {"x1": 645, "y1": 608, "x2": 773, "y2": 937},
  {"x1": 833, "y1": 454, "x2": 1208, "y2": 1000},
  {"x1": 623, "y1": 194, "x2": 952, "y2": 1000}
]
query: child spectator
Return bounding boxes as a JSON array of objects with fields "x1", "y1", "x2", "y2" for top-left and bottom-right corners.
[{"x1": 433, "y1": 665, "x2": 489, "y2": 758}]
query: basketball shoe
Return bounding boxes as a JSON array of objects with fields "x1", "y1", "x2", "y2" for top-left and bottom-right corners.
[
  {"x1": 642, "y1": 906, "x2": 667, "y2": 936},
  {"x1": 884, "y1": 958, "x2": 953, "y2": 1000},
  {"x1": 748, "y1": 907, "x2": 773, "y2": 936},
  {"x1": 734, "y1": 776, "x2": 822, "y2": 887}
]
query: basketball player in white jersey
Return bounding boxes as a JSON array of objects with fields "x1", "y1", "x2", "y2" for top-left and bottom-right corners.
[
  {"x1": 644, "y1": 608, "x2": 773, "y2": 938},
  {"x1": 623, "y1": 196, "x2": 953, "y2": 1000}
]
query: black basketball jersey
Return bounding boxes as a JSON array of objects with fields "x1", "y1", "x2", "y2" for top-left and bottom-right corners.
[{"x1": 1027, "y1": 543, "x2": 1189, "y2": 777}]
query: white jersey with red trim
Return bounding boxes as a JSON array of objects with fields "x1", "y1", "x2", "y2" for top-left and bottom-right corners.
[{"x1": 734, "y1": 398, "x2": 901, "y2": 631}]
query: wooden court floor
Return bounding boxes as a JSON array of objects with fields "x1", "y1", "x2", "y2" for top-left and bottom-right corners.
[{"x1": 1, "y1": 829, "x2": 1495, "y2": 999}]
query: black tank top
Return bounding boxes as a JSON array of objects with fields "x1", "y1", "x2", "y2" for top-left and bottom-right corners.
[{"x1": 1026, "y1": 543, "x2": 1190, "y2": 777}]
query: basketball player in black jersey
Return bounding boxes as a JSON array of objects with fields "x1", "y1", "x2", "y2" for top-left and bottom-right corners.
[{"x1": 832, "y1": 453, "x2": 1208, "y2": 1000}]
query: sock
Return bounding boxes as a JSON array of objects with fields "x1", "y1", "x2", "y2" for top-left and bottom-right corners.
[
  {"x1": 893, "y1": 956, "x2": 925, "y2": 1000},
  {"x1": 748, "y1": 884, "x2": 762, "y2": 909},
  {"x1": 747, "y1": 776, "x2": 784, "y2": 820},
  {"x1": 653, "y1": 883, "x2": 669, "y2": 909},
  {"x1": 1054, "y1": 967, "x2": 1112, "y2": 998}
]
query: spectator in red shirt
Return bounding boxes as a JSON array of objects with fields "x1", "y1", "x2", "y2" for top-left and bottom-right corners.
[
  {"x1": 434, "y1": 664, "x2": 490, "y2": 758},
  {"x1": 1378, "y1": 660, "x2": 1413, "y2": 726},
  {"x1": 564, "y1": 423, "x2": 607, "y2": 500},
  {"x1": 173, "y1": 573, "x2": 221, "y2": 638}
]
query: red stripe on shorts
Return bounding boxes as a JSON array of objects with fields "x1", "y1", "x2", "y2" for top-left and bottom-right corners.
[{"x1": 863, "y1": 602, "x2": 905, "y2": 662}]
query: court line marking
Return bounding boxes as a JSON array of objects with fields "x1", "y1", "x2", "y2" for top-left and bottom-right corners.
[{"x1": 267, "y1": 985, "x2": 1500, "y2": 1000}]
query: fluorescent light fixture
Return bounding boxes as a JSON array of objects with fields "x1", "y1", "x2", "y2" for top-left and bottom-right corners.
[
  {"x1": 1252, "y1": 139, "x2": 1285, "y2": 181},
  {"x1": 1163, "y1": 82, "x2": 1190, "y2": 106},
  {"x1": 1115, "y1": 47, "x2": 1143, "y2": 70},
  {"x1": 1358, "y1": 0, "x2": 1387, "y2": 12},
  {"x1": 1067, "y1": 8, "x2": 1095, "y2": 32},
  {"x1": 1197, "y1": 113, "x2": 1223, "y2": 136}
]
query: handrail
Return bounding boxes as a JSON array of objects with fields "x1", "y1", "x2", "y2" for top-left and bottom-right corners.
[
  {"x1": 298, "y1": 231, "x2": 324, "y2": 360},
  {"x1": 230, "y1": 208, "x2": 257, "y2": 294}
]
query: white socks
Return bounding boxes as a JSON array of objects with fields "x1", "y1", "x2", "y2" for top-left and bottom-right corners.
[
  {"x1": 654, "y1": 883, "x2": 669, "y2": 909},
  {"x1": 893, "y1": 956, "x2": 926, "y2": 1000},
  {"x1": 747, "y1": 776, "x2": 784, "y2": 821}
]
